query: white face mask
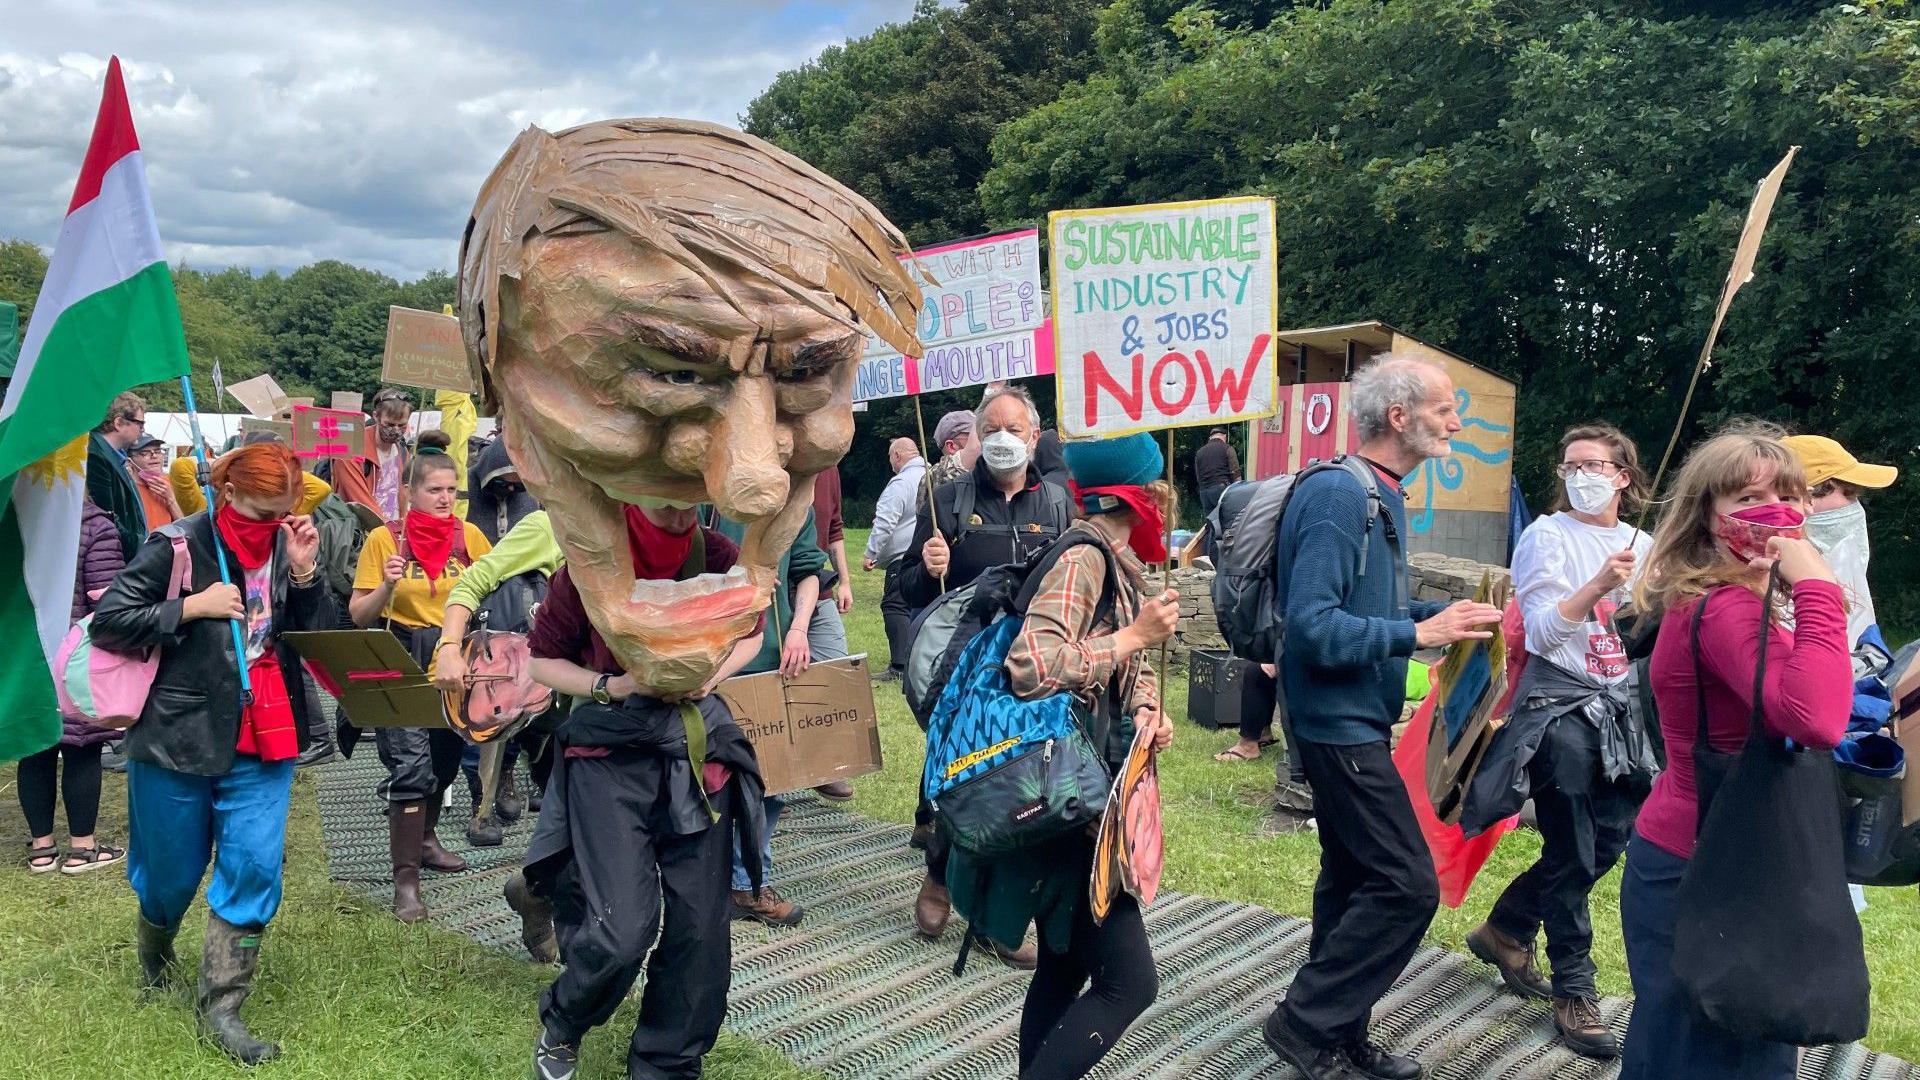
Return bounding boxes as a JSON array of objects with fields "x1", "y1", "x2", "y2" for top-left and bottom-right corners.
[
  {"x1": 1563, "y1": 469, "x2": 1618, "y2": 516},
  {"x1": 980, "y1": 431, "x2": 1030, "y2": 473},
  {"x1": 1807, "y1": 500, "x2": 1869, "y2": 559}
]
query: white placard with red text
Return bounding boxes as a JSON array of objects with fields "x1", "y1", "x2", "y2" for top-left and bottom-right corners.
[{"x1": 1050, "y1": 197, "x2": 1277, "y2": 438}]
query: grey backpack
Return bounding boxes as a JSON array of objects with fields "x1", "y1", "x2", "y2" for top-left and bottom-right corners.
[{"x1": 1207, "y1": 456, "x2": 1384, "y2": 662}]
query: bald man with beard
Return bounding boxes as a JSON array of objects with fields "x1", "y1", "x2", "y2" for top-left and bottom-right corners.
[{"x1": 865, "y1": 436, "x2": 927, "y2": 680}]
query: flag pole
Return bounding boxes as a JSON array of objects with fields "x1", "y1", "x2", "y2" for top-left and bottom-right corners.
[
  {"x1": 179, "y1": 374, "x2": 252, "y2": 702},
  {"x1": 1155, "y1": 426, "x2": 1174, "y2": 753}
]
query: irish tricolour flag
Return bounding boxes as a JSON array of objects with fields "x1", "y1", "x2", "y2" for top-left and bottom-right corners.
[{"x1": 0, "y1": 57, "x2": 189, "y2": 761}]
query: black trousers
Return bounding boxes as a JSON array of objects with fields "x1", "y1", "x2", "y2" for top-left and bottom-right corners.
[
  {"x1": 1018, "y1": 839, "x2": 1158, "y2": 1080},
  {"x1": 1199, "y1": 484, "x2": 1227, "y2": 558},
  {"x1": 540, "y1": 753, "x2": 734, "y2": 1080},
  {"x1": 1282, "y1": 737, "x2": 1439, "y2": 1047},
  {"x1": 921, "y1": 798, "x2": 951, "y2": 885},
  {"x1": 1486, "y1": 715, "x2": 1638, "y2": 998},
  {"x1": 374, "y1": 624, "x2": 462, "y2": 802},
  {"x1": 881, "y1": 555, "x2": 915, "y2": 672},
  {"x1": 17, "y1": 743, "x2": 104, "y2": 838}
]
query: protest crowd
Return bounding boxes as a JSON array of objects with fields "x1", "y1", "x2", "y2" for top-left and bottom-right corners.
[{"x1": 2, "y1": 61, "x2": 1916, "y2": 1080}]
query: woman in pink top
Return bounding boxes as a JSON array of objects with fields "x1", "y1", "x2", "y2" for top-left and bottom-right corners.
[{"x1": 1617, "y1": 424, "x2": 1851, "y2": 1080}]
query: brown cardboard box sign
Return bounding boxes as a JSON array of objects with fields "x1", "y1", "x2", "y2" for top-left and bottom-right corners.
[{"x1": 713, "y1": 655, "x2": 882, "y2": 797}]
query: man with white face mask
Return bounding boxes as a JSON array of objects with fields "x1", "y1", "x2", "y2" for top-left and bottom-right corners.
[
  {"x1": 1463, "y1": 423, "x2": 1656, "y2": 1060},
  {"x1": 1782, "y1": 435, "x2": 1897, "y2": 653},
  {"x1": 896, "y1": 383, "x2": 1072, "y2": 967}
]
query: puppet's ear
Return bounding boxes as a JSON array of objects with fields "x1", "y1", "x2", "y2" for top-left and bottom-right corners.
[{"x1": 459, "y1": 125, "x2": 564, "y2": 414}]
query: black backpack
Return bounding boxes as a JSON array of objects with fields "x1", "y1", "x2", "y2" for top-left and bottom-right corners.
[{"x1": 309, "y1": 493, "x2": 368, "y2": 599}]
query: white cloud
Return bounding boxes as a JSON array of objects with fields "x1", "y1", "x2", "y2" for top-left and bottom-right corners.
[{"x1": 0, "y1": 0, "x2": 916, "y2": 279}]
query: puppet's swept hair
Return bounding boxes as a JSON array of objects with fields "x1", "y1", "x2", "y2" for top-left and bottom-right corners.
[{"x1": 457, "y1": 118, "x2": 925, "y2": 409}]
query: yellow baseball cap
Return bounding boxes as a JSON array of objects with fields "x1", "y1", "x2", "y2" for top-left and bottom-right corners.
[{"x1": 1781, "y1": 435, "x2": 1897, "y2": 490}]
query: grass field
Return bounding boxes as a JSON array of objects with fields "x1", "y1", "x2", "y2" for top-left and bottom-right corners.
[{"x1": 0, "y1": 524, "x2": 1913, "y2": 1079}]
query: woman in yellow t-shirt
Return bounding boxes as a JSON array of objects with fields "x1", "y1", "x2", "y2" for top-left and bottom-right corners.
[{"x1": 348, "y1": 448, "x2": 493, "y2": 923}]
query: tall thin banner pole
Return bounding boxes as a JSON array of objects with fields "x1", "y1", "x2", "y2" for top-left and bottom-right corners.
[
  {"x1": 913, "y1": 394, "x2": 947, "y2": 592},
  {"x1": 1156, "y1": 427, "x2": 1174, "y2": 744},
  {"x1": 180, "y1": 374, "x2": 252, "y2": 702},
  {"x1": 1629, "y1": 146, "x2": 1800, "y2": 547}
]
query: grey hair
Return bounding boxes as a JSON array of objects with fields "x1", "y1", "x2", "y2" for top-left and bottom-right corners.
[
  {"x1": 976, "y1": 384, "x2": 1041, "y2": 433},
  {"x1": 1349, "y1": 353, "x2": 1444, "y2": 442}
]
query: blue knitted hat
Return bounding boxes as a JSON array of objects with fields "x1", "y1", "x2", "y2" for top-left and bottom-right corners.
[{"x1": 1062, "y1": 432, "x2": 1163, "y2": 513}]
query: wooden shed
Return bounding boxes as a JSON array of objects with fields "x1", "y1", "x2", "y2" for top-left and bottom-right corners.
[{"x1": 1246, "y1": 321, "x2": 1517, "y2": 566}]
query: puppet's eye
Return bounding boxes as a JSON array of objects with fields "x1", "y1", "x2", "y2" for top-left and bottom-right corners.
[
  {"x1": 662, "y1": 369, "x2": 705, "y2": 386},
  {"x1": 775, "y1": 366, "x2": 822, "y2": 384}
]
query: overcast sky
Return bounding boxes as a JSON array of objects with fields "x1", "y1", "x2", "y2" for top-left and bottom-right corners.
[{"x1": 0, "y1": 0, "x2": 917, "y2": 280}]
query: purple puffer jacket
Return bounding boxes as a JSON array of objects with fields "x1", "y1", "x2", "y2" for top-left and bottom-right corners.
[{"x1": 63, "y1": 500, "x2": 125, "y2": 748}]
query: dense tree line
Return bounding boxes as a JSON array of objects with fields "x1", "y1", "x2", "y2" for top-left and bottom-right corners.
[
  {"x1": 747, "y1": 0, "x2": 1920, "y2": 625},
  {"x1": 0, "y1": 241, "x2": 454, "y2": 415}
]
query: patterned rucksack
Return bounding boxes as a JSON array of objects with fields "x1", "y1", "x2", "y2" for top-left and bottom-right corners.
[{"x1": 919, "y1": 531, "x2": 1121, "y2": 858}]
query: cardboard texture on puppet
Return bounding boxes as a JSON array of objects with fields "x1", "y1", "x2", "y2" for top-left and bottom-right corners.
[
  {"x1": 283, "y1": 629, "x2": 448, "y2": 729},
  {"x1": 454, "y1": 118, "x2": 926, "y2": 696},
  {"x1": 712, "y1": 655, "x2": 882, "y2": 797}
]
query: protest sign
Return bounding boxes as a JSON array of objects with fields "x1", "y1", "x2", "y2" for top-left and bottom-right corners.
[
  {"x1": 330, "y1": 390, "x2": 363, "y2": 413},
  {"x1": 852, "y1": 229, "x2": 1052, "y2": 402},
  {"x1": 238, "y1": 416, "x2": 292, "y2": 444},
  {"x1": 1050, "y1": 197, "x2": 1278, "y2": 438},
  {"x1": 713, "y1": 655, "x2": 882, "y2": 796},
  {"x1": 290, "y1": 404, "x2": 363, "y2": 460},
  {"x1": 382, "y1": 306, "x2": 475, "y2": 393},
  {"x1": 227, "y1": 373, "x2": 290, "y2": 417}
]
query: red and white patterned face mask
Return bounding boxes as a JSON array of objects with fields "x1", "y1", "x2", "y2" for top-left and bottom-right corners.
[{"x1": 1714, "y1": 502, "x2": 1806, "y2": 564}]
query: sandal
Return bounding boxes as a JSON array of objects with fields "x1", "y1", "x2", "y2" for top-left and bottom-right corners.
[
  {"x1": 26, "y1": 843, "x2": 58, "y2": 874},
  {"x1": 1257, "y1": 734, "x2": 1279, "y2": 748},
  {"x1": 1214, "y1": 744, "x2": 1262, "y2": 763},
  {"x1": 60, "y1": 843, "x2": 124, "y2": 875}
]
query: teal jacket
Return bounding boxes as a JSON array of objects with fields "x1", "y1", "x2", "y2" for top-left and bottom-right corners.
[{"x1": 710, "y1": 509, "x2": 829, "y2": 675}]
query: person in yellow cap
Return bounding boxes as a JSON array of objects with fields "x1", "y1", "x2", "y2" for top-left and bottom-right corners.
[{"x1": 1781, "y1": 435, "x2": 1897, "y2": 653}]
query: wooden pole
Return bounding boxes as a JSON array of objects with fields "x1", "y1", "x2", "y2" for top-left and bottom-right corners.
[
  {"x1": 913, "y1": 394, "x2": 947, "y2": 592},
  {"x1": 1156, "y1": 427, "x2": 1175, "y2": 738}
]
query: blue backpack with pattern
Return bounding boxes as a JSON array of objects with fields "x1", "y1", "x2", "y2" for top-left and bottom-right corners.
[{"x1": 920, "y1": 533, "x2": 1118, "y2": 858}]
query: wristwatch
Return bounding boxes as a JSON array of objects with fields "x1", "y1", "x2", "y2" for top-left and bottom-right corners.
[{"x1": 591, "y1": 674, "x2": 613, "y2": 705}]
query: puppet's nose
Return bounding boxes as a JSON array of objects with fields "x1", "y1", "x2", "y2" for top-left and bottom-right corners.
[{"x1": 704, "y1": 374, "x2": 788, "y2": 520}]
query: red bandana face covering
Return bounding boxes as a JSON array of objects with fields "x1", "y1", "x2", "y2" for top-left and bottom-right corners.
[
  {"x1": 1714, "y1": 502, "x2": 1806, "y2": 564},
  {"x1": 1070, "y1": 483, "x2": 1168, "y2": 563},
  {"x1": 625, "y1": 504, "x2": 696, "y2": 580},
  {"x1": 216, "y1": 504, "x2": 283, "y2": 570},
  {"x1": 401, "y1": 510, "x2": 461, "y2": 592}
]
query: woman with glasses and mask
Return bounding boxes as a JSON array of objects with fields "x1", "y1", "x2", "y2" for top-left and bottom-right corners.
[{"x1": 1463, "y1": 424, "x2": 1658, "y2": 1060}]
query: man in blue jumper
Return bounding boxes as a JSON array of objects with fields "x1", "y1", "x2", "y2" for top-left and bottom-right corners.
[{"x1": 1262, "y1": 356, "x2": 1503, "y2": 1080}]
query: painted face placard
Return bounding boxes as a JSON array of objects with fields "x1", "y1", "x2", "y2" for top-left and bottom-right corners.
[{"x1": 1051, "y1": 197, "x2": 1278, "y2": 438}]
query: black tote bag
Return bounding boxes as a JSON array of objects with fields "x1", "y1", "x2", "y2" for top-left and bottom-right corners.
[{"x1": 1673, "y1": 578, "x2": 1870, "y2": 1046}]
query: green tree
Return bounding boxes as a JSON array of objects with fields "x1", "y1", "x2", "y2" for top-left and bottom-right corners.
[{"x1": 0, "y1": 239, "x2": 49, "y2": 323}]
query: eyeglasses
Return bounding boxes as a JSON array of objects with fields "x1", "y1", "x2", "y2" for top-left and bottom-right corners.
[{"x1": 1557, "y1": 459, "x2": 1624, "y2": 478}]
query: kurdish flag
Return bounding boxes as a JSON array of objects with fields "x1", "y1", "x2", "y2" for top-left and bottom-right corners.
[{"x1": 0, "y1": 57, "x2": 189, "y2": 761}]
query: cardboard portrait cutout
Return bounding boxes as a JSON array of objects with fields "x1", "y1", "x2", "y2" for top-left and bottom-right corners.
[{"x1": 458, "y1": 118, "x2": 923, "y2": 693}]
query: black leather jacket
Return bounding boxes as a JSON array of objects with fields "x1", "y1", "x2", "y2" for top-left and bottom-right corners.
[{"x1": 92, "y1": 512, "x2": 334, "y2": 776}]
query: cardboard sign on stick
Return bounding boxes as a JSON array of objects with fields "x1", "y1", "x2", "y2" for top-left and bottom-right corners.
[
  {"x1": 383, "y1": 306, "x2": 476, "y2": 393},
  {"x1": 290, "y1": 405, "x2": 363, "y2": 460},
  {"x1": 238, "y1": 417, "x2": 293, "y2": 444},
  {"x1": 228, "y1": 373, "x2": 290, "y2": 418},
  {"x1": 1050, "y1": 196, "x2": 1278, "y2": 438},
  {"x1": 283, "y1": 630, "x2": 447, "y2": 729},
  {"x1": 331, "y1": 391, "x2": 363, "y2": 413},
  {"x1": 712, "y1": 655, "x2": 882, "y2": 796}
]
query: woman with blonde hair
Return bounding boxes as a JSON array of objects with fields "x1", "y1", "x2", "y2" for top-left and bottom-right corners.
[{"x1": 1617, "y1": 423, "x2": 1852, "y2": 1078}]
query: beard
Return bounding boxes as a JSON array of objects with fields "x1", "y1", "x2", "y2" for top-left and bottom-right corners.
[{"x1": 1408, "y1": 416, "x2": 1452, "y2": 459}]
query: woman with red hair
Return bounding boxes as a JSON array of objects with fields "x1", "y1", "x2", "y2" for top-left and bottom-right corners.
[{"x1": 93, "y1": 442, "x2": 331, "y2": 1065}]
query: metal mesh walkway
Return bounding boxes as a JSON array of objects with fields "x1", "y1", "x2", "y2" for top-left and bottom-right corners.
[{"x1": 313, "y1": 750, "x2": 1914, "y2": 1079}]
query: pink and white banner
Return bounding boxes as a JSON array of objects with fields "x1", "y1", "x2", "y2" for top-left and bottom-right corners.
[{"x1": 852, "y1": 229, "x2": 1054, "y2": 402}]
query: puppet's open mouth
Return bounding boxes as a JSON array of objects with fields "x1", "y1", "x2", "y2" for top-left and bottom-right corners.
[{"x1": 627, "y1": 565, "x2": 757, "y2": 624}]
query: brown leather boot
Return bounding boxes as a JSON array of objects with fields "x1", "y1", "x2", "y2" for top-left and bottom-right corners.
[
  {"x1": 913, "y1": 874, "x2": 951, "y2": 938},
  {"x1": 388, "y1": 800, "x2": 428, "y2": 924},
  {"x1": 1466, "y1": 921, "x2": 1550, "y2": 1000},
  {"x1": 419, "y1": 797, "x2": 469, "y2": 873},
  {"x1": 1553, "y1": 995, "x2": 1618, "y2": 1059},
  {"x1": 730, "y1": 886, "x2": 805, "y2": 927},
  {"x1": 980, "y1": 937, "x2": 1038, "y2": 970},
  {"x1": 504, "y1": 871, "x2": 558, "y2": 965}
]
